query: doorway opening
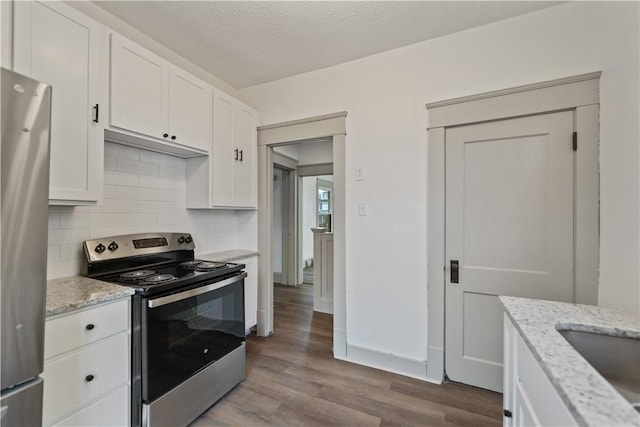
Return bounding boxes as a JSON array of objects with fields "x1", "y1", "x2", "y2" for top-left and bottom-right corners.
[
  {"x1": 256, "y1": 112, "x2": 347, "y2": 359},
  {"x1": 271, "y1": 140, "x2": 334, "y2": 315}
]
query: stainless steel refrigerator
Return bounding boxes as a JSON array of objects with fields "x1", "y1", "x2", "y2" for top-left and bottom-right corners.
[{"x1": 0, "y1": 68, "x2": 51, "y2": 426}]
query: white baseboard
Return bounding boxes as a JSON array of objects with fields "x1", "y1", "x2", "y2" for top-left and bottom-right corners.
[
  {"x1": 345, "y1": 343, "x2": 431, "y2": 382},
  {"x1": 333, "y1": 328, "x2": 347, "y2": 358},
  {"x1": 313, "y1": 297, "x2": 333, "y2": 314},
  {"x1": 426, "y1": 346, "x2": 444, "y2": 384}
]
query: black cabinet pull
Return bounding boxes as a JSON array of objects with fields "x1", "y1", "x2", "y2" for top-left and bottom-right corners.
[
  {"x1": 92, "y1": 104, "x2": 99, "y2": 123},
  {"x1": 85, "y1": 324, "x2": 95, "y2": 331},
  {"x1": 239, "y1": 150, "x2": 243, "y2": 162},
  {"x1": 503, "y1": 409, "x2": 512, "y2": 418},
  {"x1": 85, "y1": 374, "x2": 95, "y2": 382},
  {"x1": 171, "y1": 135, "x2": 176, "y2": 140},
  {"x1": 234, "y1": 149, "x2": 239, "y2": 161},
  {"x1": 163, "y1": 133, "x2": 169, "y2": 138},
  {"x1": 450, "y1": 260, "x2": 459, "y2": 283}
]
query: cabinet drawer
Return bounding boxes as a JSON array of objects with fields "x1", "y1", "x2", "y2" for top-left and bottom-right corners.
[
  {"x1": 45, "y1": 300, "x2": 128, "y2": 359},
  {"x1": 43, "y1": 333, "x2": 129, "y2": 425},
  {"x1": 54, "y1": 385, "x2": 129, "y2": 427}
]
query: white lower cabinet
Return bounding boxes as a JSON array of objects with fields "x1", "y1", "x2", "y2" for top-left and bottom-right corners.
[
  {"x1": 237, "y1": 256, "x2": 258, "y2": 332},
  {"x1": 503, "y1": 314, "x2": 577, "y2": 427},
  {"x1": 54, "y1": 385, "x2": 129, "y2": 427},
  {"x1": 43, "y1": 299, "x2": 130, "y2": 427}
]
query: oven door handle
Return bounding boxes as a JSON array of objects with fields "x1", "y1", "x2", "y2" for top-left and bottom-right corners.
[{"x1": 147, "y1": 272, "x2": 247, "y2": 308}]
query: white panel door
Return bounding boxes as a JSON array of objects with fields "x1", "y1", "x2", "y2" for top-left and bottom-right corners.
[
  {"x1": 211, "y1": 91, "x2": 236, "y2": 206},
  {"x1": 110, "y1": 33, "x2": 168, "y2": 140},
  {"x1": 13, "y1": 1, "x2": 102, "y2": 203},
  {"x1": 233, "y1": 105, "x2": 257, "y2": 208},
  {"x1": 168, "y1": 66, "x2": 210, "y2": 152},
  {"x1": 445, "y1": 111, "x2": 575, "y2": 391}
]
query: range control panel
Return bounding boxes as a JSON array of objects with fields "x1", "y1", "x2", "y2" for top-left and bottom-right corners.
[{"x1": 84, "y1": 232, "x2": 195, "y2": 262}]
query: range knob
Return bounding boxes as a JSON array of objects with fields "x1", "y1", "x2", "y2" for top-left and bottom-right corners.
[
  {"x1": 108, "y1": 242, "x2": 118, "y2": 252},
  {"x1": 185, "y1": 236, "x2": 193, "y2": 244},
  {"x1": 177, "y1": 236, "x2": 186, "y2": 244},
  {"x1": 95, "y1": 243, "x2": 106, "y2": 254}
]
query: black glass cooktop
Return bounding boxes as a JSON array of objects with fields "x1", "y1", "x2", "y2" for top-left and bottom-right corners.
[{"x1": 96, "y1": 259, "x2": 244, "y2": 295}]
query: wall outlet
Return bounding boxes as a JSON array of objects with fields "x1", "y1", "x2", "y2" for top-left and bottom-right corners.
[
  {"x1": 358, "y1": 201, "x2": 368, "y2": 216},
  {"x1": 355, "y1": 167, "x2": 365, "y2": 181}
]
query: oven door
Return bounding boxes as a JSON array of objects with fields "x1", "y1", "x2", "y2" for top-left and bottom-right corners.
[{"x1": 141, "y1": 272, "x2": 246, "y2": 403}]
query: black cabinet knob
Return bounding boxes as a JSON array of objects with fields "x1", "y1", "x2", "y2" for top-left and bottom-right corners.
[
  {"x1": 171, "y1": 135, "x2": 176, "y2": 140},
  {"x1": 85, "y1": 374, "x2": 95, "y2": 382},
  {"x1": 85, "y1": 324, "x2": 95, "y2": 331},
  {"x1": 95, "y1": 243, "x2": 106, "y2": 254},
  {"x1": 503, "y1": 409, "x2": 512, "y2": 418},
  {"x1": 185, "y1": 236, "x2": 192, "y2": 244},
  {"x1": 177, "y1": 236, "x2": 185, "y2": 244},
  {"x1": 108, "y1": 242, "x2": 118, "y2": 251},
  {"x1": 163, "y1": 133, "x2": 169, "y2": 138}
]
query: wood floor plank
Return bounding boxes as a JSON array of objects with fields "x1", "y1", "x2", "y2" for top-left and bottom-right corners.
[{"x1": 190, "y1": 283, "x2": 502, "y2": 426}]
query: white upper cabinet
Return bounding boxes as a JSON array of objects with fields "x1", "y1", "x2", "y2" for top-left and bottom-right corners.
[
  {"x1": 13, "y1": 0, "x2": 103, "y2": 205},
  {"x1": 169, "y1": 67, "x2": 211, "y2": 152},
  {"x1": 231, "y1": 104, "x2": 258, "y2": 207},
  {"x1": 211, "y1": 92, "x2": 237, "y2": 206},
  {"x1": 109, "y1": 33, "x2": 210, "y2": 154},
  {"x1": 110, "y1": 33, "x2": 168, "y2": 140},
  {"x1": 186, "y1": 90, "x2": 257, "y2": 209}
]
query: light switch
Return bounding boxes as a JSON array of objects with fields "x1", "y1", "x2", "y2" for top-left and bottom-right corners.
[
  {"x1": 358, "y1": 201, "x2": 368, "y2": 216},
  {"x1": 355, "y1": 167, "x2": 365, "y2": 181}
]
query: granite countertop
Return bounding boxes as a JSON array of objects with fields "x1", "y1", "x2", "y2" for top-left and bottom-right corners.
[
  {"x1": 46, "y1": 276, "x2": 134, "y2": 318},
  {"x1": 198, "y1": 249, "x2": 259, "y2": 263},
  {"x1": 500, "y1": 296, "x2": 640, "y2": 427}
]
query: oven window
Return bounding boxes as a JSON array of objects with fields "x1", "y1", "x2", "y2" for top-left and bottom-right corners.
[{"x1": 142, "y1": 278, "x2": 245, "y2": 402}]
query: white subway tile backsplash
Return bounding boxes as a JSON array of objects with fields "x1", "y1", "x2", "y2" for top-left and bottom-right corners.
[
  {"x1": 117, "y1": 158, "x2": 159, "y2": 176},
  {"x1": 95, "y1": 198, "x2": 138, "y2": 213},
  {"x1": 158, "y1": 165, "x2": 183, "y2": 179},
  {"x1": 47, "y1": 246, "x2": 60, "y2": 263},
  {"x1": 140, "y1": 150, "x2": 178, "y2": 168},
  {"x1": 59, "y1": 243, "x2": 83, "y2": 261},
  {"x1": 105, "y1": 143, "x2": 139, "y2": 160},
  {"x1": 46, "y1": 142, "x2": 250, "y2": 280},
  {"x1": 90, "y1": 226, "x2": 138, "y2": 239},
  {"x1": 49, "y1": 227, "x2": 91, "y2": 246},
  {"x1": 104, "y1": 170, "x2": 140, "y2": 187},
  {"x1": 158, "y1": 189, "x2": 180, "y2": 202},
  {"x1": 48, "y1": 212, "x2": 60, "y2": 229},
  {"x1": 104, "y1": 155, "x2": 117, "y2": 171},
  {"x1": 135, "y1": 213, "x2": 158, "y2": 225},
  {"x1": 138, "y1": 200, "x2": 176, "y2": 213},
  {"x1": 103, "y1": 184, "x2": 119, "y2": 199},
  {"x1": 59, "y1": 212, "x2": 92, "y2": 228}
]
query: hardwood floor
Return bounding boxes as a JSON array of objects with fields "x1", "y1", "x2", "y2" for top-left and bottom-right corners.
[{"x1": 191, "y1": 284, "x2": 502, "y2": 426}]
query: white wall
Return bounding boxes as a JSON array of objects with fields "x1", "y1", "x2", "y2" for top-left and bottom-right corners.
[
  {"x1": 301, "y1": 176, "x2": 316, "y2": 265},
  {"x1": 297, "y1": 140, "x2": 333, "y2": 165},
  {"x1": 240, "y1": 1, "x2": 640, "y2": 365},
  {"x1": 48, "y1": 142, "x2": 253, "y2": 279},
  {"x1": 272, "y1": 168, "x2": 283, "y2": 276}
]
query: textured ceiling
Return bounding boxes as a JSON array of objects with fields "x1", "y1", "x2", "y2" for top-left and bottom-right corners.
[{"x1": 94, "y1": 1, "x2": 562, "y2": 89}]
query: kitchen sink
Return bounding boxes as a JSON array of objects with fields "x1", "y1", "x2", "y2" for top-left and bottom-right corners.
[{"x1": 558, "y1": 329, "x2": 640, "y2": 412}]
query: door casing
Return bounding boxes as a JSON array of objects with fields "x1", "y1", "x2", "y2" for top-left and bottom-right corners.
[{"x1": 426, "y1": 72, "x2": 601, "y2": 383}]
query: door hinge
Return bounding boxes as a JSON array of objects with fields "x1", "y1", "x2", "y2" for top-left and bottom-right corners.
[{"x1": 572, "y1": 131, "x2": 577, "y2": 151}]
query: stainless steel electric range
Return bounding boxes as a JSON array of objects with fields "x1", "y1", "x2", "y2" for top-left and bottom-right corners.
[{"x1": 83, "y1": 232, "x2": 246, "y2": 427}]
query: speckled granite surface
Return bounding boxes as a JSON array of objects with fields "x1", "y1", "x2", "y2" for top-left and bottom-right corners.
[
  {"x1": 46, "y1": 276, "x2": 134, "y2": 317},
  {"x1": 198, "y1": 249, "x2": 259, "y2": 263},
  {"x1": 500, "y1": 296, "x2": 640, "y2": 427}
]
